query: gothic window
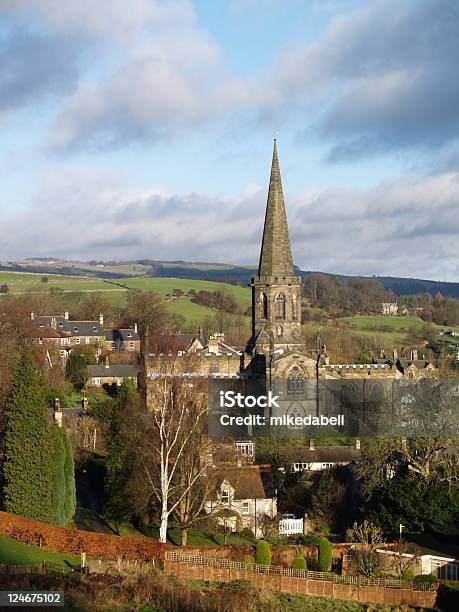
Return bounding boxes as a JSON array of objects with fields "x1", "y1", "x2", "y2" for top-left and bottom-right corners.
[
  {"x1": 287, "y1": 403, "x2": 305, "y2": 428},
  {"x1": 292, "y1": 294, "x2": 298, "y2": 320},
  {"x1": 287, "y1": 366, "x2": 305, "y2": 395},
  {"x1": 277, "y1": 325, "x2": 283, "y2": 337},
  {"x1": 261, "y1": 292, "x2": 268, "y2": 319},
  {"x1": 275, "y1": 293, "x2": 285, "y2": 319}
]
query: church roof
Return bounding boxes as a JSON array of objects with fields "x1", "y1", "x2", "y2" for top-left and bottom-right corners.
[{"x1": 258, "y1": 140, "x2": 294, "y2": 277}]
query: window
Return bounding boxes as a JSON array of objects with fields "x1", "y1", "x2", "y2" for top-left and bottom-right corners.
[
  {"x1": 277, "y1": 325, "x2": 283, "y2": 337},
  {"x1": 242, "y1": 501, "x2": 250, "y2": 515},
  {"x1": 85, "y1": 337, "x2": 90, "y2": 344},
  {"x1": 287, "y1": 366, "x2": 305, "y2": 395},
  {"x1": 260, "y1": 292, "x2": 268, "y2": 319},
  {"x1": 221, "y1": 489, "x2": 230, "y2": 504},
  {"x1": 75, "y1": 338, "x2": 80, "y2": 345},
  {"x1": 129, "y1": 342, "x2": 134, "y2": 349},
  {"x1": 93, "y1": 378, "x2": 101, "y2": 386},
  {"x1": 275, "y1": 293, "x2": 285, "y2": 319}
]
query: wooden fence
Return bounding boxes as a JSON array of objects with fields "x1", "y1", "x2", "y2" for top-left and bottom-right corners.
[{"x1": 164, "y1": 551, "x2": 438, "y2": 607}]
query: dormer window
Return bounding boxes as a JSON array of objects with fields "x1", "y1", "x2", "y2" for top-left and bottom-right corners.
[{"x1": 74, "y1": 327, "x2": 78, "y2": 332}]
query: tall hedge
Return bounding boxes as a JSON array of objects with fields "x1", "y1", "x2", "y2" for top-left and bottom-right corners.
[
  {"x1": 51, "y1": 425, "x2": 76, "y2": 526},
  {"x1": 256, "y1": 540, "x2": 271, "y2": 566},
  {"x1": 318, "y1": 537, "x2": 332, "y2": 571},
  {"x1": 2, "y1": 348, "x2": 54, "y2": 522}
]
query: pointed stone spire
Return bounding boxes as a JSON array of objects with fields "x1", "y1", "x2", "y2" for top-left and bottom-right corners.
[{"x1": 258, "y1": 139, "x2": 294, "y2": 277}]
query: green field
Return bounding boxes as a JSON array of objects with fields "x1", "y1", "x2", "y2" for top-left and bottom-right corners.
[
  {"x1": 0, "y1": 535, "x2": 80, "y2": 569},
  {"x1": 342, "y1": 314, "x2": 458, "y2": 347},
  {"x1": 0, "y1": 271, "x2": 252, "y2": 327}
]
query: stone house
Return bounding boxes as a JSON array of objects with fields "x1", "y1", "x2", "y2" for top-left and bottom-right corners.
[
  {"x1": 86, "y1": 360, "x2": 139, "y2": 388},
  {"x1": 205, "y1": 465, "x2": 277, "y2": 538},
  {"x1": 382, "y1": 302, "x2": 399, "y2": 315}
]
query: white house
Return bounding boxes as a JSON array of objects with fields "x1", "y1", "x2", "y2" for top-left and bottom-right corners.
[{"x1": 205, "y1": 465, "x2": 277, "y2": 538}]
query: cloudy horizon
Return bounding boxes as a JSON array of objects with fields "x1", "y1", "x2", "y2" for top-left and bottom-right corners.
[{"x1": 1, "y1": 0, "x2": 458, "y2": 281}]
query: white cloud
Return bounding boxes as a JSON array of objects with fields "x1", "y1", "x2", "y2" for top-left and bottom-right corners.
[{"x1": 2, "y1": 166, "x2": 458, "y2": 281}]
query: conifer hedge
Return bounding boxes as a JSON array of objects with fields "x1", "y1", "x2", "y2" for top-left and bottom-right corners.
[
  {"x1": 3, "y1": 348, "x2": 54, "y2": 522},
  {"x1": 318, "y1": 537, "x2": 332, "y2": 571},
  {"x1": 256, "y1": 540, "x2": 271, "y2": 566}
]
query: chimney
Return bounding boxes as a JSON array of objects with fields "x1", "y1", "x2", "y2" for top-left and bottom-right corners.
[
  {"x1": 410, "y1": 349, "x2": 418, "y2": 361},
  {"x1": 198, "y1": 326, "x2": 203, "y2": 337},
  {"x1": 81, "y1": 397, "x2": 88, "y2": 413},
  {"x1": 99, "y1": 312, "x2": 104, "y2": 326},
  {"x1": 30, "y1": 312, "x2": 34, "y2": 320},
  {"x1": 105, "y1": 356, "x2": 110, "y2": 369},
  {"x1": 50, "y1": 317, "x2": 57, "y2": 330},
  {"x1": 355, "y1": 438, "x2": 361, "y2": 450},
  {"x1": 393, "y1": 348, "x2": 398, "y2": 360},
  {"x1": 64, "y1": 311, "x2": 69, "y2": 320},
  {"x1": 54, "y1": 398, "x2": 62, "y2": 427},
  {"x1": 309, "y1": 438, "x2": 315, "y2": 451},
  {"x1": 134, "y1": 322, "x2": 138, "y2": 333}
]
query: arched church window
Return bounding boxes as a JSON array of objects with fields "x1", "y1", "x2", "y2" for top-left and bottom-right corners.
[
  {"x1": 261, "y1": 292, "x2": 268, "y2": 320},
  {"x1": 275, "y1": 293, "x2": 285, "y2": 319},
  {"x1": 287, "y1": 366, "x2": 305, "y2": 395},
  {"x1": 287, "y1": 403, "x2": 305, "y2": 429}
]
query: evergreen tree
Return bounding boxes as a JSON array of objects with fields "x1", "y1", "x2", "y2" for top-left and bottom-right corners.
[
  {"x1": 104, "y1": 379, "x2": 137, "y2": 528},
  {"x1": 50, "y1": 425, "x2": 76, "y2": 526},
  {"x1": 2, "y1": 348, "x2": 54, "y2": 522}
]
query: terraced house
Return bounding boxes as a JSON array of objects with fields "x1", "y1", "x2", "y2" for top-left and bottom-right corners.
[{"x1": 28, "y1": 311, "x2": 140, "y2": 360}]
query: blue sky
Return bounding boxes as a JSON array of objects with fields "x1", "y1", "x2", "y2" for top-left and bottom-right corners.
[{"x1": 1, "y1": 0, "x2": 458, "y2": 281}]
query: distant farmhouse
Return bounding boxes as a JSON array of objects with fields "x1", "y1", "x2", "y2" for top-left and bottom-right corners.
[
  {"x1": 27, "y1": 311, "x2": 140, "y2": 361},
  {"x1": 382, "y1": 301, "x2": 398, "y2": 315}
]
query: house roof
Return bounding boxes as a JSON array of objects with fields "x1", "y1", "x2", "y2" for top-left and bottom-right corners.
[
  {"x1": 34, "y1": 317, "x2": 104, "y2": 337},
  {"x1": 214, "y1": 466, "x2": 267, "y2": 500},
  {"x1": 87, "y1": 364, "x2": 138, "y2": 378},
  {"x1": 397, "y1": 359, "x2": 433, "y2": 372},
  {"x1": 292, "y1": 445, "x2": 361, "y2": 464}
]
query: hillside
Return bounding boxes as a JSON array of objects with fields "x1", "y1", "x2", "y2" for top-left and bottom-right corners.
[{"x1": 2, "y1": 258, "x2": 459, "y2": 297}]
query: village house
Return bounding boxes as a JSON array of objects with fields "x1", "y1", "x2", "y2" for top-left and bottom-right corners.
[
  {"x1": 290, "y1": 439, "x2": 361, "y2": 473},
  {"x1": 205, "y1": 465, "x2": 277, "y2": 538},
  {"x1": 28, "y1": 311, "x2": 140, "y2": 359},
  {"x1": 382, "y1": 302, "x2": 399, "y2": 315},
  {"x1": 87, "y1": 359, "x2": 139, "y2": 388}
]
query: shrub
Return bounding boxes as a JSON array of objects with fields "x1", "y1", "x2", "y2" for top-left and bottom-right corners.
[
  {"x1": 297, "y1": 534, "x2": 320, "y2": 546},
  {"x1": 223, "y1": 580, "x2": 253, "y2": 593},
  {"x1": 413, "y1": 573, "x2": 438, "y2": 586},
  {"x1": 401, "y1": 569, "x2": 415, "y2": 581},
  {"x1": 318, "y1": 537, "x2": 332, "y2": 571},
  {"x1": 240, "y1": 527, "x2": 255, "y2": 540},
  {"x1": 244, "y1": 554, "x2": 255, "y2": 570},
  {"x1": 291, "y1": 555, "x2": 307, "y2": 570},
  {"x1": 256, "y1": 540, "x2": 271, "y2": 566}
]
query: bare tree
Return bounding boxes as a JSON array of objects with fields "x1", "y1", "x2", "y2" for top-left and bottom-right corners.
[
  {"x1": 136, "y1": 359, "x2": 211, "y2": 543},
  {"x1": 257, "y1": 512, "x2": 280, "y2": 539},
  {"x1": 346, "y1": 520, "x2": 384, "y2": 578},
  {"x1": 386, "y1": 541, "x2": 420, "y2": 579}
]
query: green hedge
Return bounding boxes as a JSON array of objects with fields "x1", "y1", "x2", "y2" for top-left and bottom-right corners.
[
  {"x1": 291, "y1": 555, "x2": 307, "y2": 570},
  {"x1": 244, "y1": 554, "x2": 255, "y2": 570},
  {"x1": 256, "y1": 540, "x2": 271, "y2": 566},
  {"x1": 318, "y1": 537, "x2": 332, "y2": 571}
]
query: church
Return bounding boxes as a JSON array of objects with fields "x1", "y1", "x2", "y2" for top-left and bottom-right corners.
[{"x1": 146, "y1": 141, "x2": 436, "y2": 433}]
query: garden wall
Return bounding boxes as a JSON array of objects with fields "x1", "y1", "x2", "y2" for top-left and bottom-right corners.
[{"x1": 164, "y1": 552, "x2": 438, "y2": 608}]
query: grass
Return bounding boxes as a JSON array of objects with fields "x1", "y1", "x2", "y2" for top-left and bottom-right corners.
[
  {"x1": 342, "y1": 313, "x2": 459, "y2": 347},
  {"x1": 0, "y1": 271, "x2": 251, "y2": 327},
  {"x1": 0, "y1": 535, "x2": 80, "y2": 570},
  {"x1": 143, "y1": 520, "x2": 255, "y2": 547}
]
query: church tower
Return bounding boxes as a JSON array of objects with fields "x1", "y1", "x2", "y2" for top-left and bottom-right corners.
[{"x1": 250, "y1": 140, "x2": 303, "y2": 354}]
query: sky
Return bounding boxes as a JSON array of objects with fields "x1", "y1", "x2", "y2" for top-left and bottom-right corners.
[{"x1": 0, "y1": 0, "x2": 458, "y2": 281}]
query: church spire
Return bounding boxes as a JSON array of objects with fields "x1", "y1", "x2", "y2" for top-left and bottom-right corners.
[{"x1": 258, "y1": 139, "x2": 294, "y2": 277}]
